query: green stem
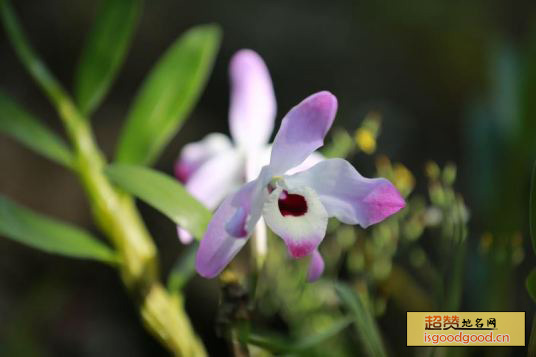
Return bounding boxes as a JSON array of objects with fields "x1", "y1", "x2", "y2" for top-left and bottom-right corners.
[
  {"x1": 67, "y1": 102, "x2": 206, "y2": 356},
  {"x1": 1, "y1": 1, "x2": 206, "y2": 355}
]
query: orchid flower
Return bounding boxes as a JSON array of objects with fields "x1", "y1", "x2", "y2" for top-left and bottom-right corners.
[
  {"x1": 196, "y1": 91, "x2": 406, "y2": 282},
  {"x1": 175, "y1": 49, "x2": 322, "y2": 245}
]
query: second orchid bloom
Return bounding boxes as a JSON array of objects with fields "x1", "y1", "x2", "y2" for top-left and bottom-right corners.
[{"x1": 175, "y1": 49, "x2": 321, "y2": 244}]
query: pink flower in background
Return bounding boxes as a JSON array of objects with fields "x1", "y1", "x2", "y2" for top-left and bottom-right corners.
[
  {"x1": 175, "y1": 49, "x2": 321, "y2": 244},
  {"x1": 196, "y1": 91, "x2": 406, "y2": 282}
]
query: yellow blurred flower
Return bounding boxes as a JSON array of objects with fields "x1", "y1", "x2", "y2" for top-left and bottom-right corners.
[
  {"x1": 393, "y1": 163, "x2": 415, "y2": 195},
  {"x1": 355, "y1": 128, "x2": 376, "y2": 154}
]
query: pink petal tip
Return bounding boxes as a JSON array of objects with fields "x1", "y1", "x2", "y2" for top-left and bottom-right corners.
[{"x1": 364, "y1": 181, "x2": 406, "y2": 226}]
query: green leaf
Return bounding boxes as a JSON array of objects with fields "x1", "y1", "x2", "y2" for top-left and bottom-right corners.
[
  {"x1": 244, "y1": 318, "x2": 352, "y2": 353},
  {"x1": 115, "y1": 25, "x2": 221, "y2": 166},
  {"x1": 0, "y1": 0, "x2": 70, "y2": 108},
  {"x1": 530, "y1": 161, "x2": 536, "y2": 255},
  {"x1": 0, "y1": 195, "x2": 117, "y2": 263},
  {"x1": 529, "y1": 312, "x2": 536, "y2": 357},
  {"x1": 0, "y1": 91, "x2": 74, "y2": 168},
  {"x1": 527, "y1": 269, "x2": 536, "y2": 303},
  {"x1": 335, "y1": 283, "x2": 387, "y2": 357},
  {"x1": 167, "y1": 243, "x2": 198, "y2": 293},
  {"x1": 74, "y1": 0, "x2": 142, "y2": 116},
  {"x1": 106, "y1": 164, "x2": 211, "y2": 238}
]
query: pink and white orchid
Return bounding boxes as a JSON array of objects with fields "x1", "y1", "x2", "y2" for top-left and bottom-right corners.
[
  {"x1": 175, "y1": 49, "x2": 321, "y2": 244},
  {"x1": 196, "y1": 91, "x2": 406, "y2": 282}
]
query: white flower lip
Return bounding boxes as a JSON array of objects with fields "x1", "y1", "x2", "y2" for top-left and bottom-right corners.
[{"x1": 263, "y1": 185, "x2": 328, "y2": 258}]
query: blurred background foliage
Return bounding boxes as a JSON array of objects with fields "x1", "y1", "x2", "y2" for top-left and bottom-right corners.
[{"x1": 0, "y1": 0, "x2": 535, "y2": 356}]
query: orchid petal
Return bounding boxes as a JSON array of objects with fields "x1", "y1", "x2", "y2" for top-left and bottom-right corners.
[
  {"x1": 245, "y1": 146, "x2": 271, "y2": 182},
  {"x1": 263, "y1": 186, "x2": 328, "y2": 258},
  {"x1": 174, "y1": 133, "x2": 233, "y2": 182},
  {"x1": 284, "y1": 158, "x2": 405, "y2": 228},
  {"x1": 224, "y1": 180, "x2": 258, "y2": 237},
  {"x1": 229, "y1": 49, "x2": 276, "y2": 150},
  {"x1": 227, "y1": 166, "x2": 273, "y2": 237},
  {"x1": 307, "y1": 250, "x2": 325, "y2": 282},
  {"x1": 186, "y1": 149, "x2": 243, "y2": 210},
  {"x1": 177, "y1": 227, "x2": 194, "y2": 244},
  {"x1": 246, "y1": 146, "x2": 323, "y2": 181},
  {"x1": 286, "y1": 151, "x2": 324, "y2": 176},
  {"x1": 177, "y1": 149, "x2": 242, "y2": 244},
  {"x1": 195, "y1": 195, "x2": 249, "y2": 278},
  {"x1": 269, "y1": 91, "x2": 337, "y2": 174},
  {"x1": 225, "y1": 206, "x2": 249, "y2": 238}
]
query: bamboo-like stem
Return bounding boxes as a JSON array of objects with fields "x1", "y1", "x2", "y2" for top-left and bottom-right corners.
[
  {"x1": 64, "y1": 103, "x2": 206, "y2": 356},
  {"x1": 0, "y1": 2, "x2": 206, "y2": 355}
]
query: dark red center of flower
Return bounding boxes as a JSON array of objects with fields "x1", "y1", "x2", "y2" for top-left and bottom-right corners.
[{"x1": 278, "y1": 190, "x2": 308, "y2": 217}]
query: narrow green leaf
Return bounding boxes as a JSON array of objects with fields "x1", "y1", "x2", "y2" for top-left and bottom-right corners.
[
  {"x1": 116, "y1": 25, "x2": 221, "y2": 165},
  {"x1": 529, "y1": 312, "x2": 536, "y2": 357},
  {"x1": 0, "y1": 195, "x2": 117, "y2": 263},
  {"x1": 106, "y1": 164, "x2": 211, "y2": 238},
  {"x1": 0, "y1": 0, "x2": 69, "y2": 108},
  {"x1": 244, "y1": 318, "x2": 352, "y2": 353},
  {"x1": 167, "y1": 243, "x2": 198, "y2": 293},
  {"x1": 74, "y1": 0, "x2": 142, "y2": 116},
  {"x1": 335, "y1": 283, "x2": 387, "y2": 357},
  {"x1": 530, "y1": 161, "x2": 536, "y2": 255},
  {"x1": 291, "y1": 317, "x2": 352, "y2": 351},
  {"x1": 527, "y1": 269, "x2": 536, "y2": 303},
  {"x1": 0, "y1": 91, "x2": 74, "y2": 168}
]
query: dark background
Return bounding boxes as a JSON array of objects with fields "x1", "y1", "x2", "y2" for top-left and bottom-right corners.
[{"x1": 1, "y1": 0, "x2": 535, "y2": 355}]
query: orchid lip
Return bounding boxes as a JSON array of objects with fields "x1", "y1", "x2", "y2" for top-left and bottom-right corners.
[{"x1": 278, "y1": 190, "x2": 308, "y2": 217}]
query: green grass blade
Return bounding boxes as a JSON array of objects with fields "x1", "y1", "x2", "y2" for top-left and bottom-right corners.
[
  {"x1": 335, "y1": 283, "x2": 387, "y2": 357},
  {"x1": 527, "y1": 268, "x2": 536, "y2": 303},
  {"x1": 530, "y1": 161, "x2": 536, "y2": 255},
  {"x1": 106, "y1": 164, "x2": 211, "y2": 238},
  {"x1": 0, "y1": 91, "x2": 74, "y2": 168},
  {"x1": 0, "y1": 195, "x2": 117, "y2": 263},
  {"x1": 529, "y1": 313, "x2": 536, "y2": 357},
  {"x1": 0, "y1": 0, "x2": 70, "y2": 108},
  {"x1": 292, "y1": 317, "x2": 352, "y2": 351},
  {"x1": 244, "y1": 317, "x2": 352, "y2": 353},
  {"x1": 115, "y1": 25, "x2": 221, "y2": 166},
  {"x1": 74, "y1": 0, "x2": 142, "y2": 116}
]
